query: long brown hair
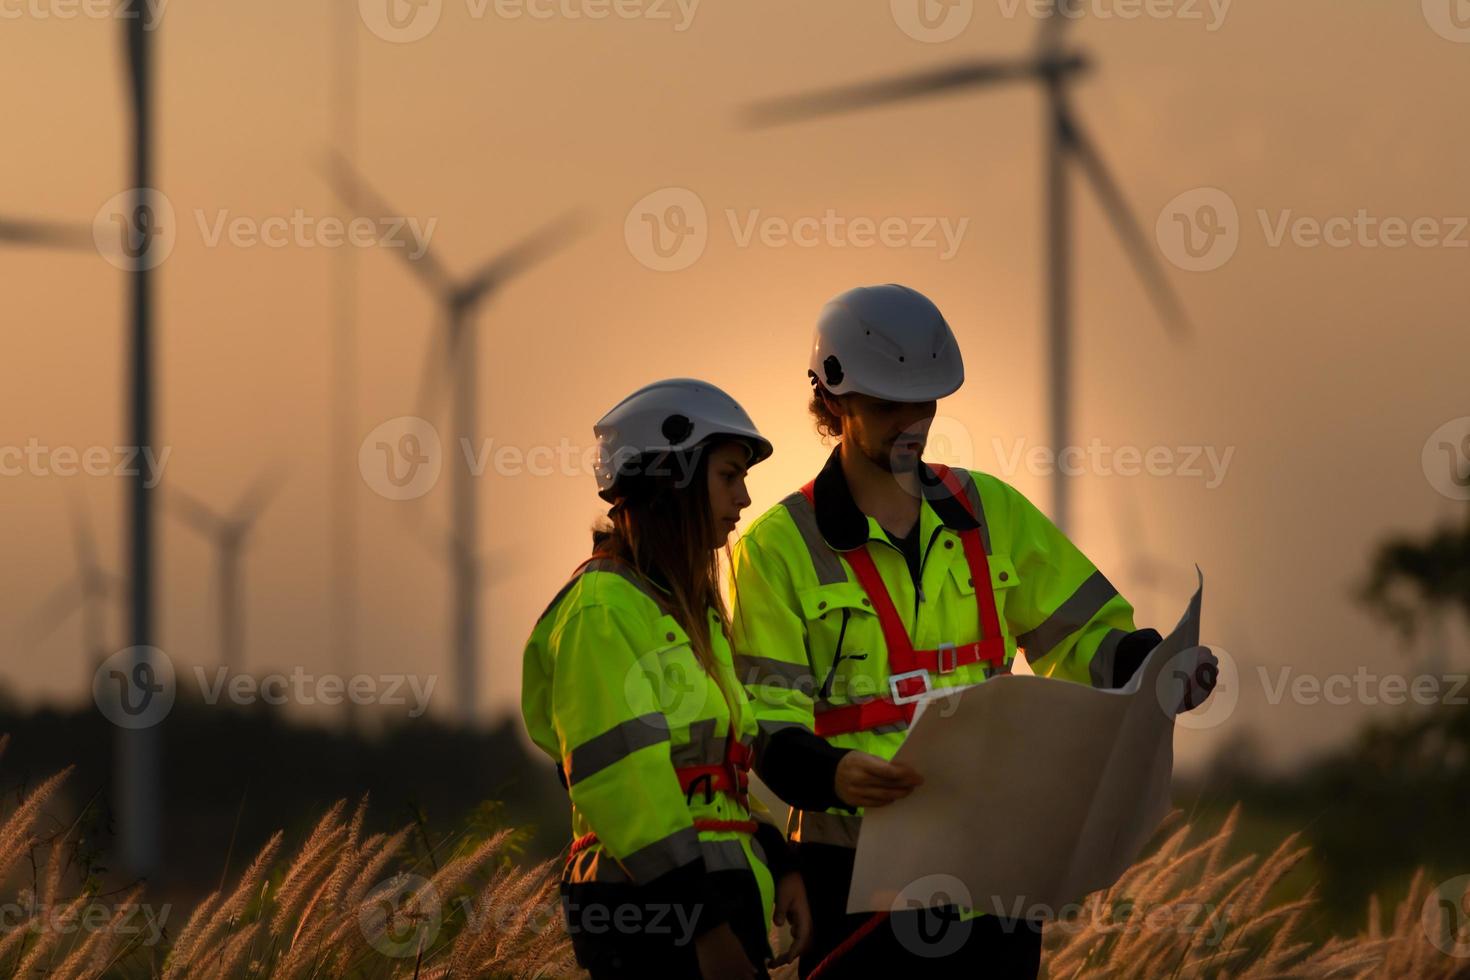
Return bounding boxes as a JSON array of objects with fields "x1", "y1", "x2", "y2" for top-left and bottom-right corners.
[{"x1": 592, "y1": 443, "x2": 737, "y2": 712}]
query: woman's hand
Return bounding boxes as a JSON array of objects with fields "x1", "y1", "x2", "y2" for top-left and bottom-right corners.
[
  {"x1": 695, "y1": 922, "x2": 757, "y2": 980},
  {"x1": 768, "y1": 871, "x2": 812, "y2": 968},
  {"x1": 835, "y1": 751, "x2": 923, "y2": 808}
]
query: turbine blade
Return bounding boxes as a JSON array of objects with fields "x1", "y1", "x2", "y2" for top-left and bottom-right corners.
[
  {"x1": 1063, "y1": 107, "x2": 1193, "y2": 341},
  {"x1": 233, "y1": 465, "x2": 289, "y2": 525},
  {"x1": 742, "y1": 56, "x2": 1076, "y2": 128},
  {"x1": 24, "y1": 579, "x2": 84, "y2": 642},
  {"x1": 415, "y1": 319, "x2": 451, "y2": 423},
  {"x1": 0, "y1": 218, "x2": 93, "y2": 250},
  {"x1": 165, "y1": 486, "x2": 226, "y2": 537},
  {"x1": 67, "y1": 495, "x2": 100, "y2": 575},
  {"x1": 455, "y1": 209, "x2": 593, "y2": 308},
  {"x1": 320, "y1": 150, "x2": 454, "y2": 294}
]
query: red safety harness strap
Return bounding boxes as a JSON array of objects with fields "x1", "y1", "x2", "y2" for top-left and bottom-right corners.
[
  {"x1": 673, "y1": 732, "x2": 753, "y2": 809},
  {"x1": 803, "y1": 464, "x2": 1006, "y2": 738}
]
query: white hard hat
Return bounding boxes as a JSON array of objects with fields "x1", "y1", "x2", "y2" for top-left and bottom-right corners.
[
  {"x1": 808, "y1": 284, "x2": 964, "y2": 402},
  {"x1": 593, "y1": 378, "x2": 773, "y2": 502}
]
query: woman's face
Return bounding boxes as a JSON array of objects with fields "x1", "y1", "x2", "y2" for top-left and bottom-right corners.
[{"x1": 706, "y1": 440, "x2": 754, "y2": 547}]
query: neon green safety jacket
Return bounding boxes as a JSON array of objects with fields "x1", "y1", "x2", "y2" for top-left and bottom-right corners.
[
  {"x1": 730, "y1": 450, "x2": 1142, "y2": 848},
  {"x1": 522, "y1": 556, "x2": 779, "y2": 925}
]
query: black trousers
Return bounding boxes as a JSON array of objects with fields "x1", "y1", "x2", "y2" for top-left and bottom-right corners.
[
  {"x1": 796, "y1": 843, "x2": 1043, "y2": 979},
  {"x1": 563, "y1": 869, "x2": 772, "y2": 979}
]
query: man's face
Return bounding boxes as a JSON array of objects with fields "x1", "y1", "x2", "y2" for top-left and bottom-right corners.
[{"x1": 833, "y1": 392, "x2": 937, "y2": 473}]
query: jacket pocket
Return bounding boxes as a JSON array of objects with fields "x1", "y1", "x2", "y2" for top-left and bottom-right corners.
[{"x1": 796, "y1": 581, "x2": 887, "y2": 704}]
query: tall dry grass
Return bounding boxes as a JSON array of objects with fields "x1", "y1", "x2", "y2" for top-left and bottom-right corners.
[
  {"x1": 767, "y1": 806, "x2": 1470, "y2": 979},
  {"x1": 1036, "y1": 806, "x2": 1470, "y2": 978},
  {"x1": 3, "y1": 740, "x2": 1468, "y2": 978},
  {"x1": 0, "y1": 736, "x2": 576, "y2": 979}
]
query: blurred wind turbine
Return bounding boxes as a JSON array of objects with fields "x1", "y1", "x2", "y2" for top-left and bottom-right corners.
[
  {"x1": 323, "y1": 153, "x2": 590, "y2": 727},
  {"x1": 164, "y1": 469, "x2": 287, "y2": 673},
  {"x1": 24, "y1": 500, "x2": 127, "y2": 682},
  {"x1": 743, "y1": 8, "x2": 1193, "y2": 533},
  {"x1": 118, "y1": 2, "x2": 162, "y2": 881},
  {"x1": 329, "y1": 0, "x2": 362, "y2": 731},
  {"x1": 0, "y1": 217, "x2": 93, "y2": 250}
]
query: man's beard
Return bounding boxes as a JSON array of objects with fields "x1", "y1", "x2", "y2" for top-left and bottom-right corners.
[{"x1": 867, "y1": 437, "x2": 924, "y2": 475}]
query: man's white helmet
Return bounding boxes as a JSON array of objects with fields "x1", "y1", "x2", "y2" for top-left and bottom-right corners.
[
  {"x1": 808, "y1": 284, "x2": 964, "y2": 402},
  {"x1": 593, "y1": 378, "x2": 773, "y2": 502}
]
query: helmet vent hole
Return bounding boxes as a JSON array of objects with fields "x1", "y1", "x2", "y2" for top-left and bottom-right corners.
[
  {"x1": 823, "y1": 355, "x2": 845, "y2": 387},
  {"x1": 661, "y1": 414, "x2": 694, "y2": 444}
]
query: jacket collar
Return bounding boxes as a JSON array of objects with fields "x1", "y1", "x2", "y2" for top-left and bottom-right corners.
[{"x1": 809, "y1": 445, "x2": 980, "y2": 552}]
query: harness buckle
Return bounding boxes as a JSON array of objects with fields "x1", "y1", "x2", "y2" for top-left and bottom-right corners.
[
  {"x1": 936, "y1": 642, "x2": 958, "y2": 674},
  {"x1": 889, "y1": 669, "x2": 932, "y2": 704}
]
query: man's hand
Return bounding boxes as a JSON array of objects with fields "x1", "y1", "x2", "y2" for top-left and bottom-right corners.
[
  {"x1": 1175, "y1": 645, "x2": 1220, "y2": 713},
  {"x1": 694, "y1": 922, "x2": 757, "y2": 980},
  {"x1": 768, "y1": 871, "x2": 812, "y2": 968},
  {"x1": 835, "y1": 751, "x2": 923, "y2": 808}
]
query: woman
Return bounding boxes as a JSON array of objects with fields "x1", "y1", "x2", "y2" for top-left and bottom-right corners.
[{"x1": 522, "y1": 378, "x2": 812, "y2": 979}]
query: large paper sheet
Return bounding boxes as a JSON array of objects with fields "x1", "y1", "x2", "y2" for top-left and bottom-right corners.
[{"x1": 847, "y1": 573, "x2": 1203, "y2": 916}]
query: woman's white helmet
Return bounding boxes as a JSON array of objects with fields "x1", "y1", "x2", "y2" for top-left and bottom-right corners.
[
  {"x1": 593, "y1": 378, "x2": 773, "y2": 502},
  {"x1": 809, "y1": 284, "x2": 964, "y2": 402}
]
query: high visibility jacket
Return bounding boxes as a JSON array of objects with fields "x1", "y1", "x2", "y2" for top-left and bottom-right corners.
[
  {"x1": 730, "y1": 450, "x2": 1141, "y2": 848},
  {"x1": 521, "y1": 556, "x2": 778, "y2": 925}
]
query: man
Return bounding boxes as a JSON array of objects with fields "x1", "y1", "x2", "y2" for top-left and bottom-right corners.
[{"x1": 730, "y1": 284, "x2": 1216, "y2": 977}]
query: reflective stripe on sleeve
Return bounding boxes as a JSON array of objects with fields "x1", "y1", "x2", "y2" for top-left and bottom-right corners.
[
  {"x1": 564, "y1": 712, "x2": 670, "y2": 786},
  {"x1": 1017, "y1": 570, "x2": 1119, "y2": 662}
]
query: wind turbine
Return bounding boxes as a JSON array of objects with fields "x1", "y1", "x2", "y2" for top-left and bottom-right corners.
[
  {"x1": 324, "y1": 155, "x2": 590, "y2": 727},
  {"x1": 118, "y1": 1, "x2": 162, "y2": 881},
  {"x1": 743, "y1": 8, "x2": 1192, "y2": 533},
  {"x1": 164, "y1": 469, "x2": 287, "y2": 673},
  {"x1": 24, "y1": 500, "x2": 127, "y2": 684},
  {"x1": 329, "y1": 0, "x2": 362, "y2": 731}
]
